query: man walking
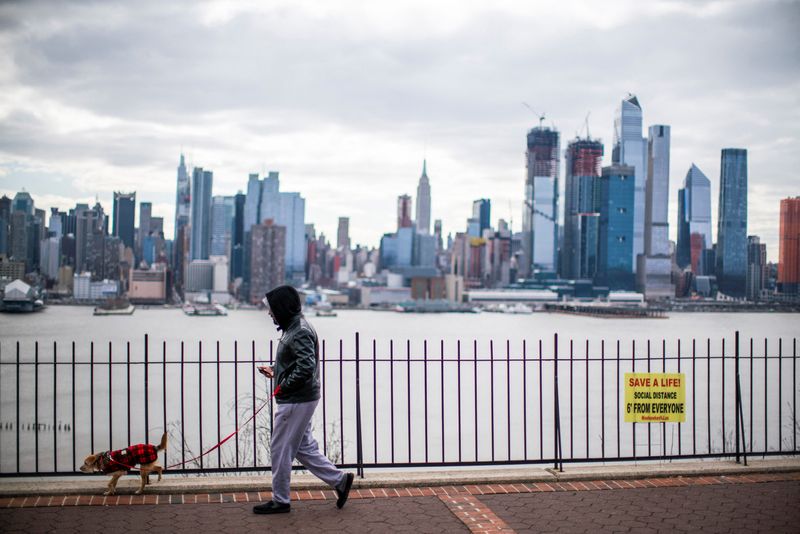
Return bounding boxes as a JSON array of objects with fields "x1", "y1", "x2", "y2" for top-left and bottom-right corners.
[{"x1": 253, "y1": 285, "x2": 354, "y2": 515}]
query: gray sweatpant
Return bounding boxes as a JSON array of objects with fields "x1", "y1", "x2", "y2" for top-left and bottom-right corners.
[{"x1": 270, "y1": 399, "x2": 345, "y2": 504}]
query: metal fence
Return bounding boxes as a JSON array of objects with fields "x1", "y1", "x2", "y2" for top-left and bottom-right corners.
[{"x1": 0, "y1": 331, "x2": 797, "y2": 477}]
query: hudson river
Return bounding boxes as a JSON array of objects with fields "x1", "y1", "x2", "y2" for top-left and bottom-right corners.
[
  {"x1": 1, "y1": 306, "x2": 798, "y2": 348},
  {"x1": 1, "y1": 307, "x2": 797, "y2": 474}
]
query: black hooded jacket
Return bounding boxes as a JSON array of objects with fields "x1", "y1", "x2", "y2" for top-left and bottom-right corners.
[{"x1": 266, "y1": 286, "x2": 321, "y2": 404}]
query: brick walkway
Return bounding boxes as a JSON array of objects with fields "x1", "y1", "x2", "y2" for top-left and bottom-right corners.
[
  {"x1": 481, "y1": 480, "x2": 800, "y2": 533},
  {"x1": 1, "y1": 473, "x2": 798, "y2": 533}
]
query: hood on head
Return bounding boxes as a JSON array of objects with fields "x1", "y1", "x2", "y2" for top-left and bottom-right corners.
[{"x1": 265, "y1": 285, "x2": 302, "y2": 330}]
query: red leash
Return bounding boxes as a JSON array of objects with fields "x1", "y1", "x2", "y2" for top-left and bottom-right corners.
[{"x1": 166, "y1": 384, "x2": 281, "y2": 470}]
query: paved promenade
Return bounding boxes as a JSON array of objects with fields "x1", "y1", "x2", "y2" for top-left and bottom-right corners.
[{"x1": 1, "y1": 460, "x2": 798, "y2": 533}]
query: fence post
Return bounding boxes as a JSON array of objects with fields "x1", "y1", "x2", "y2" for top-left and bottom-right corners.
[
  {"x1": 554, "y1": 333, "x2": 563, "y2": 472},
  {"x1": 735, "y1": 331, "x2": 747, "y2": 465},
  {"x1": 16, "y1": 341, "x2": 20, "y2": 473},
  {"x1": 355, "y1": 332, "x2": 364, "y2": 478},
  {"x1": 144, "y1": 333, "x2": 149, "y2": 445}
]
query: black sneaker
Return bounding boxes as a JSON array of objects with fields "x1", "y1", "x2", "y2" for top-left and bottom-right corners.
[
  {"x1": 253, "y1": 500, "x2": 291, "y2": 514},
  {"x1": 336, "y1": 472, "x2": 354, "y2": 509}
]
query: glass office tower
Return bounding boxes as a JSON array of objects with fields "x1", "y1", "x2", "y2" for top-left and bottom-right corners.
[
  {"x1": 190, "y1": 167, "x2": 213, "y2": 261},
  {"x1": 716, "y1": 148, "x2": 748, "y2": 296},
  {"x1": 596, "y1": 164, "x2": 636, "y2": 290},
  {"x1": 676, "y1": 164, "x2": 712, "y2": 273}
]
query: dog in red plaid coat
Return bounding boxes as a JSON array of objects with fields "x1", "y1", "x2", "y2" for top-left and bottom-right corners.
[{"x1": 80, "y1": 432, "x2": 167, "y2": 495}]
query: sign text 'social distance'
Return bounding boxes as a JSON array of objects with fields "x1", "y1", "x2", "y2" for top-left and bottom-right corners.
[{"x1": 624, "y1": 373, "x2": 686, "y2": 423}]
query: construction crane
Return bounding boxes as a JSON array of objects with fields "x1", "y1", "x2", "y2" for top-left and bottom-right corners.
[
  {"x1": 584, "y1": 111, "x2": 591, "y2": 139},
  {"x1": 576, "y1": 111, "x2": 592, "y2": 139},
  {"x1": 522, "y1": 102, "x2": 546, "y2": 128}
]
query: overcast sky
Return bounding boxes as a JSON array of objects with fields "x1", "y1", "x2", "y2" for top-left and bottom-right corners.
[{"x1": 1, "y1": 0, "x2": 798, "y2": 259}]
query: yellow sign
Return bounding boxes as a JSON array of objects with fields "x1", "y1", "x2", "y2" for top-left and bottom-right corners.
[{"x1": 624, "y1": 373, "x2": 686, "y2": 423}]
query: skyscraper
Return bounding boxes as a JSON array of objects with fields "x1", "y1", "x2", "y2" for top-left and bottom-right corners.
[
  {"x1": 77, "y1": 202, "x2": 107, "y2": 279},
  {"x1": 9, "y1": 191, "x2": 38, "y2": 271},
  {"x1": 174, "y1": 154, "x2": 190, "y2": 241},
  {"x1": 472, "y1": 199, "x2": 491, "y2": 234},
  {"x1": 231, "y1": 192, "x2": 246, "y2": 281},
  {"x1": 397, "y1": 194, "x2": 413, "y2": 230},
  {"x1": 612, "y1": 95, "x2": 647, "y2": 269},
  {"x1": 379, "y1": 227, "x2": 414, "y2": 269},
  {"x1": 0, "y1": 195, "x2": 11, "y2": 256},
  {"x1": 210, "y1": 195, "x2": 234, "y2": 257},
  {"x1": 240, "y1": 173, "x2": 261, "y2": 296},
  {"x1": 9, "y1": 211, "x2": 30, "y2": 269},
  {"x1": 40, "y1": 236, "x2": 60, "y2": 280},
  {"x1": 562, "y1": 137, "x2": 603, "y2": 279},
  {"x1": 242, "y1": 171, "x2": 306, "y2": 284},
  {"x1": 716, "y1": 148, "x2": 748, "y2": 296},
  {"x1": 112, "y1": 191, "x2": 136, "y2": 251},
  {"x1": 576, "y1": 213, "x2": 600, "y2": 280},
  {"x1": 0, "y1": 195, "x2": 11, "y2": 219},
  {"x1": 277, "y1": 192, "x2": 306, "y2": 281},
  {"x1": 9, "y1": 192, "x2": 35, "y2": 270},
  {"x1": 73, "y1": 203, "x2": 90, "y2": 273},
  {"x1": 258, "y1": 172, "x2": 281, "y2": 225},
  {"x1": 244, "y1": 173, "x2": 262, "y2": 229},
  {"x1": 676, "y1": 164, "x2": 713, "y2": 273},
  {"x1": 637, "y1": 125, "x2": 674, "y2": 298},
  {"x1": 522, "y1": 126, "x2": 560, "y2": 275},
  {"x1": 746, "y1": 235, "x2": 767, "y2": 301},
  {"x1": 596, "y1": 164, "x2": 636, "y2": 290},
  {"x1": 102, "y1": 235, "x2": 121, "y2": 282},
  {"x1": 138, "y1": 201, "x2": 152, "y2": 256},
  {"x1": 249, "y1": 220, "x2": 286, "y2": 304},
  {"x1": 173, "y1": 154, "x2": 191, "y2": 292},
  {"x1": 63, "y1": 206, "x2": 77, "y2": 237},
  {"x1": 337, "y1": 217, "x2": 350, "y2": 251},
  {"x1": 190, "y1": 167, "x2": 213, "y2": 261},
  {"x1": 778, "y1": 197, "x2": 800, "y2": 295},
  {"x1": 48, "y1": 207, "x2": 64, "y2": 239},
  {"x1": 12, "y1": 191, "x2": 34, "y2": 216},
  {"x1": 31, "y1": 208, "x2": 44, "y2": 270},
  {"x1": 415, "y1": 160, "x2": 431, "y2": 235}
]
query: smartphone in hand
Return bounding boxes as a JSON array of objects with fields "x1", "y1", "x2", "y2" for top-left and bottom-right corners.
[{"x1": 257, "y1": 365, "x2": 274, "y2": 378}]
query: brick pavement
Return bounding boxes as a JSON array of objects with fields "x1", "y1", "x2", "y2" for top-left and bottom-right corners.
[
  {"x1": 0, "y1": 473, "x2": 798, "y2": 533},
  {"x1": 0, "y1": 496, "x2": 470, "y2": 534},
  {"x1": 480, "y1": 481, "x2": 800, "y2": 533}
]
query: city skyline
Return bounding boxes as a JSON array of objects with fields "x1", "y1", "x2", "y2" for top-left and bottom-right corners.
[{"x1": 0, "y1": 1, "x2": 798, "y2": 257}]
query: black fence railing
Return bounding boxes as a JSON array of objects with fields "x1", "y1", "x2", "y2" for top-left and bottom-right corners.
[{"x1": 0, "y1": 332, "x2": 797, "y2": 477}]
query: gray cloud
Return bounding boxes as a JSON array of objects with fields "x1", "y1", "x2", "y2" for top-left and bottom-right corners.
[{"x1": 0, "y1": 0, "x2": 798, "y2": 255}]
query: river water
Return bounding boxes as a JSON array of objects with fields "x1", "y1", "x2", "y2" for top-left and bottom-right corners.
[{"x1": 0, "y1": 307, "x2": 797, "y2": 474}]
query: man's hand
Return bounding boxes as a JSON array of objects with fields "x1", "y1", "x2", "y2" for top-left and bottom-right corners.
[{"x1": 257, "y1": 365, "x2": 275, "y2": 379}]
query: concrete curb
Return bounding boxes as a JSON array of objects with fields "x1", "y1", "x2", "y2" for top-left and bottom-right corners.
[
  {"x1": 547, "y1": 458, "x2": 800, "y2": 481},
  {"x1": 1, "y1": 458, "x2": 797, "y2": 497}
]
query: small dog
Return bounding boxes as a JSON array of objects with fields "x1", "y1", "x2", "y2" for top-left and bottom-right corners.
[{"x1": 80, "y1": 432, "x2": 168, "y2": 495}]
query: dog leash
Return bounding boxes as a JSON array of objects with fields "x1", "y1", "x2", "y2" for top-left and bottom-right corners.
[{"x1": 166, "y1": 383, "x2": 282, "y2": 470}]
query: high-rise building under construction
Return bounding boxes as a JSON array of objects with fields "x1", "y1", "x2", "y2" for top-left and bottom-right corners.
[
  {"x1": 522, "y1": 126, "x2": 560, "y2": 276},
  {"x1": 562, "y1": 137, "x2": 603, "y2": 280}
]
